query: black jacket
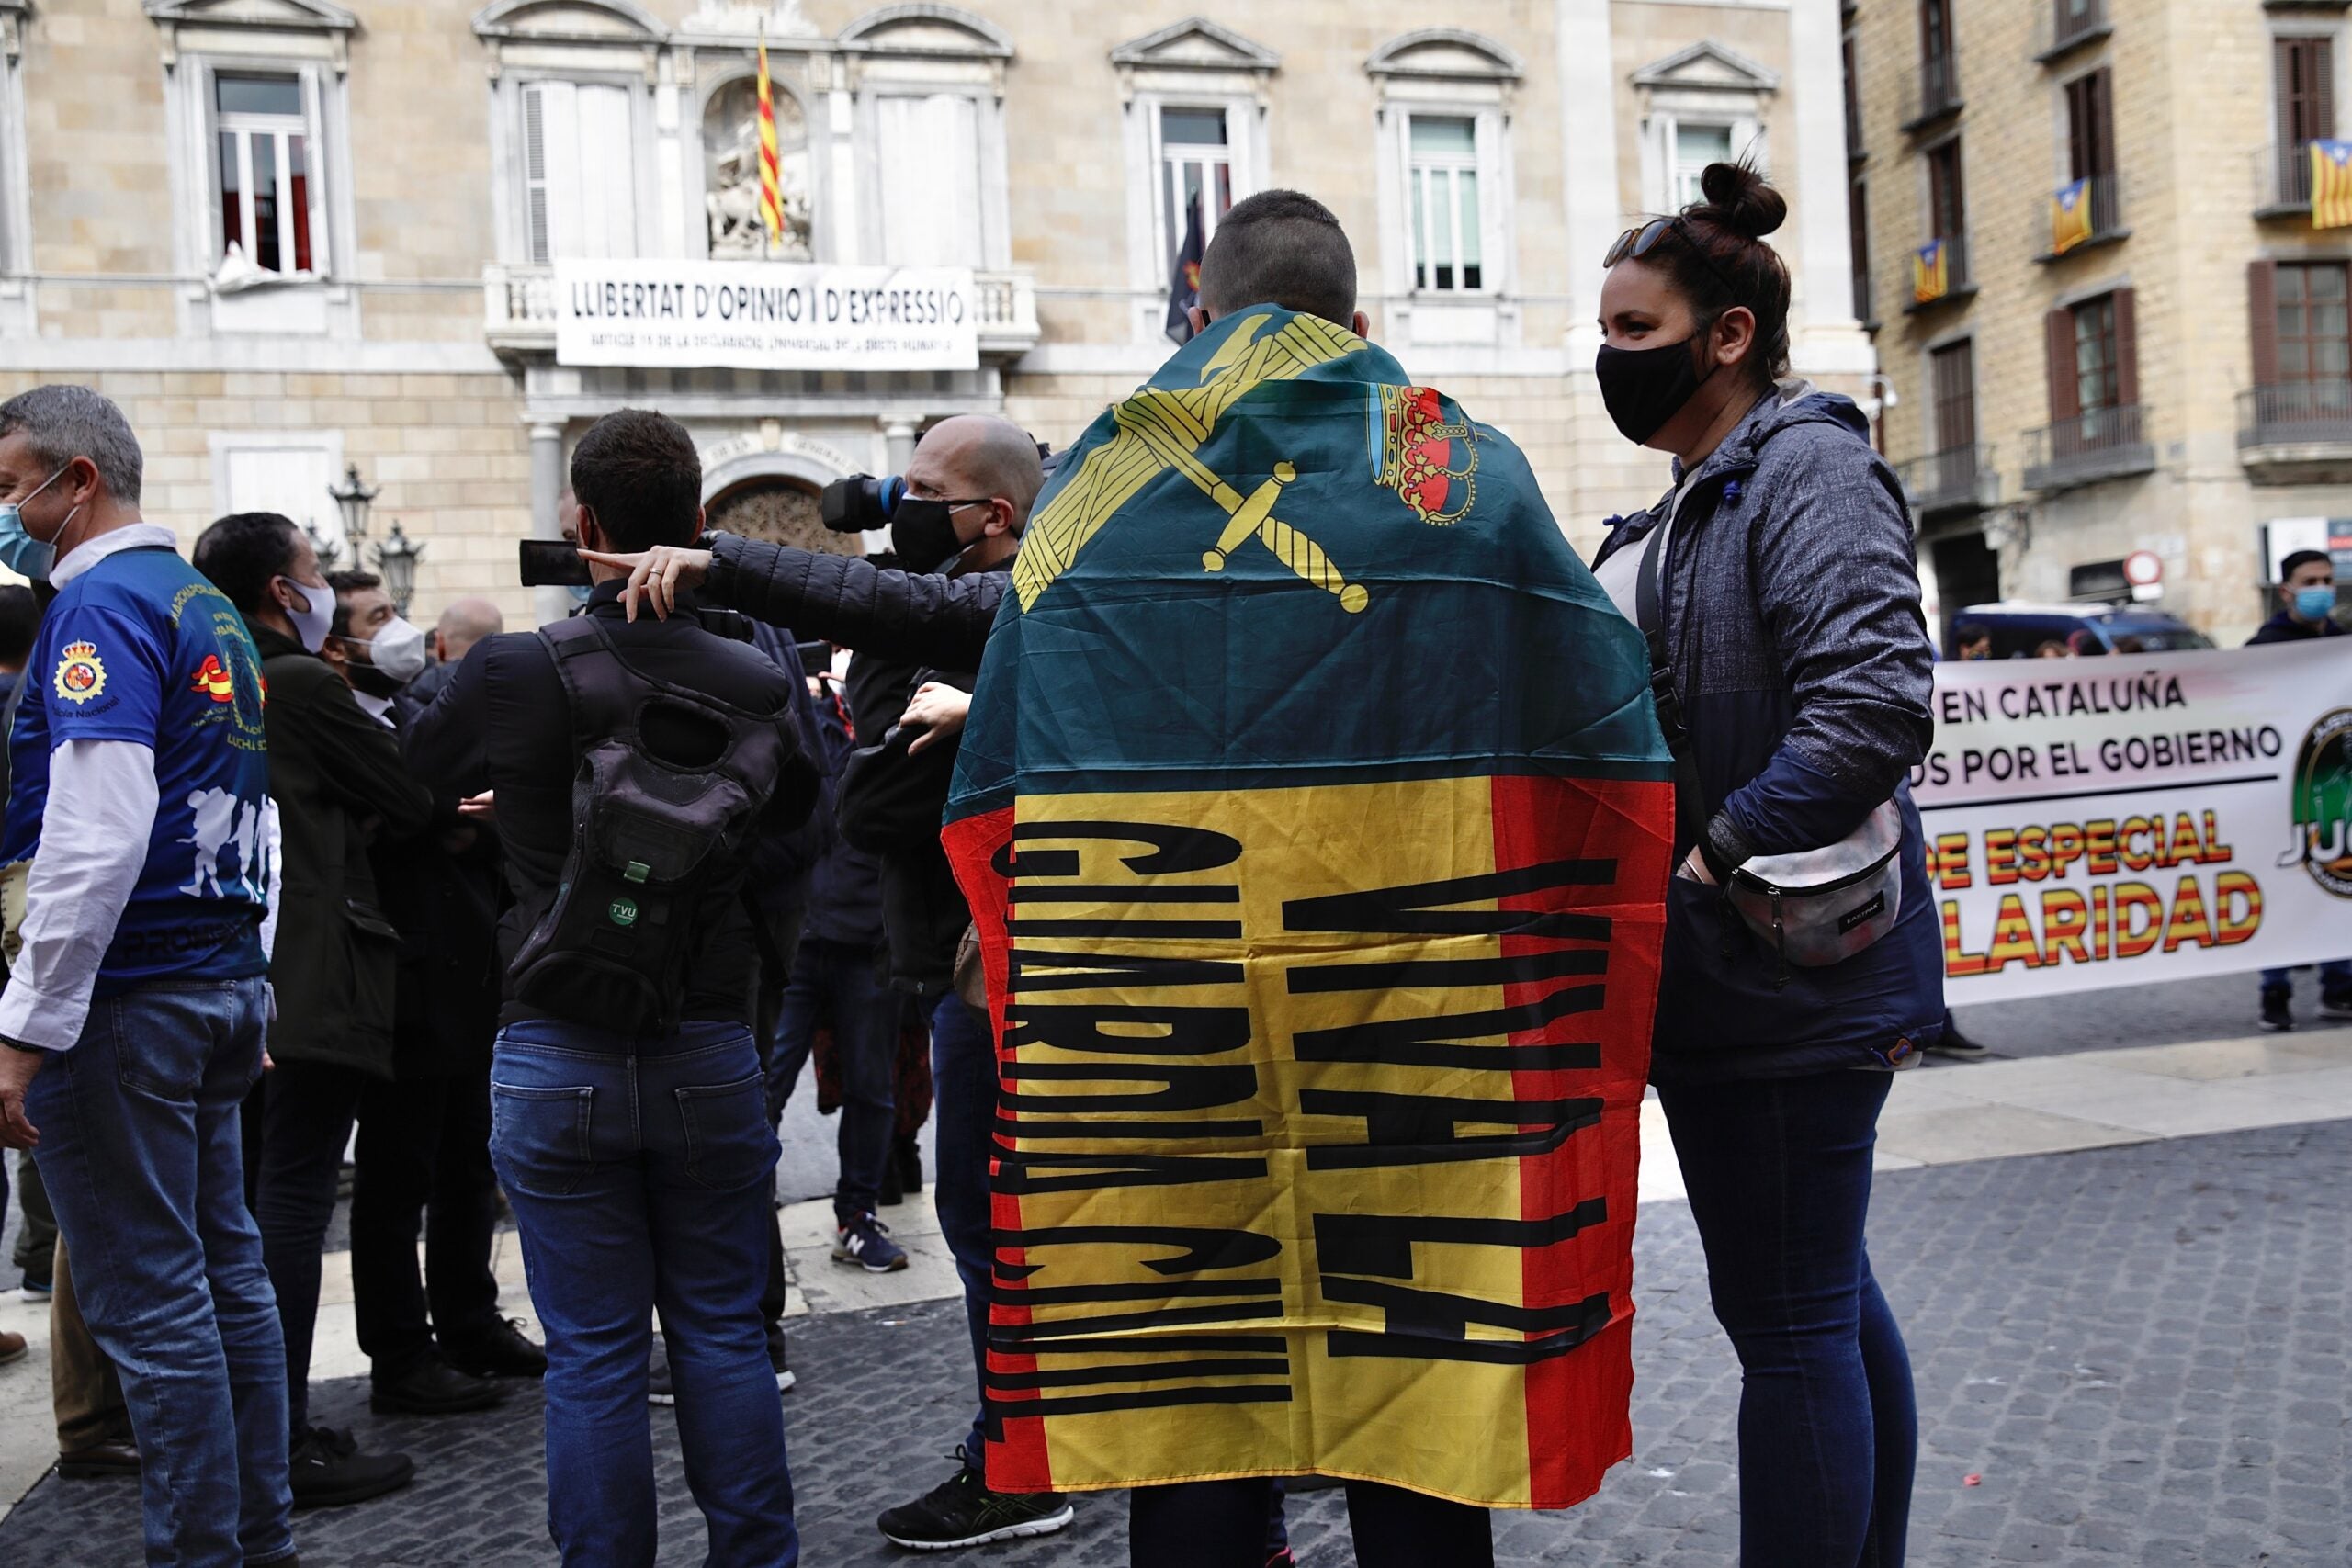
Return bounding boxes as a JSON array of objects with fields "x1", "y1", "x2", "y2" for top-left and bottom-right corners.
[
  {"x1": 402, "y1": 585, "x2": 818, "y2": 1028},
  {"x1": 2246, "y1": 610, "x2": 2345, "y2": 645},
  {"x1": 253, "y1": 623, "x2": 434, "y2": 1077},
  {"x1": 369, "y1": 664, "x2": 504, "y2": 1077},
  {"x1": 803, "y1": 680, "x2": 886, "y2": 950},
  {"x1": 703, "y1": 534, "x2": 1008, "y2": 996}
]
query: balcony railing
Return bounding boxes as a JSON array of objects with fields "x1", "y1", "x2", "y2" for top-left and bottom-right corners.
[
  {"x1": 2256, "y1": 140, "x2": 2327, "y2": 215},
  {"x1": 1898, "y1": 443, "x2": 1999, "y2": 518},
  {"x1": 1904, "y1": 58, "x2": 1962, "y2": 130},
  {"x1": 2021, "y1": 405, "x2": 2155, "y2": 491},
  {"x1": 2035, "y1": 0, "x2": 2109, "y2": 61},
  {"x1": 481, "y1": 264, "x2": 1042, "y2": 359},
  {"x1": 2040, "y1": 172, "x2": 2126, "y2": 258},
  {"x1": 2237, "y1": 380, "x2": 2352, "y2": 471}
]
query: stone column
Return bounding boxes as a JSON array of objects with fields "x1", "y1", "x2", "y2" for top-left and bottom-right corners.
[
  {"x1": 530, "y1": 421, "x2": 569, "y2": 626},
  {"x1": 1557, "y1": 0, "x2": 1623, "y2": 362},
  {"x1": 1788, "y1": 0, "x2": 1858, "y2": 329}
]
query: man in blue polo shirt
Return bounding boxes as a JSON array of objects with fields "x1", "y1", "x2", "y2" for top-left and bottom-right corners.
[{"x1": 0, "y1": 386, "x2": 291, "y2": 1568}]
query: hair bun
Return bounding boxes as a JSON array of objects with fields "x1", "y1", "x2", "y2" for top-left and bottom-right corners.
[{"x1": 1696, "y1": 162, "x2": 1787, "y2": 240}]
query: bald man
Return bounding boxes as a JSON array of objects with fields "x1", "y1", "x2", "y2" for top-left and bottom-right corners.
[
  {"x1": 583, "y1": 412, "x2": 1080, "y2": 1550},
  {"x1": 431, "y1": 599, "x2": 503, "y2": 667}
]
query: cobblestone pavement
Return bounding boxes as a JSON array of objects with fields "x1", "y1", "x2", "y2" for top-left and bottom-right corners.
[
  {"x1": 1951, "y1": 971, "x2": 2349, "y2": 1061},
  {"x1": 4, "y1": 1118, "x2": 2347, "y2": 1566}
]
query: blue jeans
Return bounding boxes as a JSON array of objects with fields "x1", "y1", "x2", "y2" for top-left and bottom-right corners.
[
  {"x1": 768, "y1": 938, "x2": 898, "y2": 1219},
  {"x1": 26, "y1": 975, "x2": 293, "y2": 1568},
  {"x1": 492, "y1": 1020, "x2": 797, "y2": 1568},
  {"x1": 928, "y1": 993, "x2": 997, "y2": 1470},
  {"x1": 2259, "y1": 960, "x2": 2352, "y2": 998},
  {"x1": 1657, "y1": 1069, "x2": 1915, "y2": 1568}
]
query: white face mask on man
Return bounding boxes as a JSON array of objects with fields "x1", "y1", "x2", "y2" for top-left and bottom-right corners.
[{"x1": 356, "y1": 615, "x2": 431, "y2": 682}]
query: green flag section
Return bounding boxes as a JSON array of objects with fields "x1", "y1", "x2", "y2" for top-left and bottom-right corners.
[{"x1": 943, "y1": 307, "x2": 1674, "y2": 1509}]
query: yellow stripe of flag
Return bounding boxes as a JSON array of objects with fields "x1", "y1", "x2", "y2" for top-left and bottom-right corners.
[
  {"x1": 757, "y1": 26, "x2": 783, "y2": 251},
  {"x1": 2313, "y1": 139, "x2": 2352, "y2": 231},
  {"x1": 1911, "y1": 240, "x2": 1948, "y2": 306},
  {"x1": 2050, "y1": 178, "x2": 2094, "y2": 255}
]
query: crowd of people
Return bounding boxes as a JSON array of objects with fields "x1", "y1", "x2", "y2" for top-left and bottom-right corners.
[{"x1": 0, "y1": 164, "x2": 1957, "y2": 1568}]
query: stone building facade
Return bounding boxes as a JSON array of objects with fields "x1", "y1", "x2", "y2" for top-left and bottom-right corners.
[
  {"x1": 1, "y1": 0, "x2": 1864, "y2": 626},
  {"x1": 1845, "y1": 0, "x2": 2352, "y2": 649}
]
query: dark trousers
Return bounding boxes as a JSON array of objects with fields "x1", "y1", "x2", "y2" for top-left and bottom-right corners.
[
  {"x1": 351, "y1": 1063, "x2": 503, "y2": 1373},
  {"x1": 927, "y1": 993, "x2": 996, "y2": 1467},
  {"x1": 1657, "y1": 1068, "x2": 1917, "y2": 1568},
  {"x1": 251, "y1": 1058, "x2": 370, "y2": 1434},
  {"x1": 1130, "y1": 1478, "x2": 1487, "y2": 1568},
  {"x1": 768, "y1": 937, "x2": 899, "y2": 1219}
]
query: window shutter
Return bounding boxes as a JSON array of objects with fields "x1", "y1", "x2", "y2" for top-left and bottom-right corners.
[
  {"x1": 521, "y1": 82, "x2": 553, "y2": 265},
  {"x1": 2091, "y1": 69, "x2": 2117, "y2": 180},
  {"x1": 2046, "y1": 308, "x2": 2080, "y2": 423},
  {"x1": 300, "y1": 67, "x2": 331, "y2": 276},
  {"x1": 2112, "y1": 287, "x2": 2140, "y2": 407},
  {"x1": 2250, "y1": 260, "x2": 2281, "y2": 387},
  {"x1": 2318, "y1": 39, "x2": 2337, "y2": 141},
  {"x1": 574, "y1": 84, "x2": 635, "y2": 259}
]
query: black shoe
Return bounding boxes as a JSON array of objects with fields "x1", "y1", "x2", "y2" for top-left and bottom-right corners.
[
  {"x1": 1922, "y1": 1021, "x2": 1989, "y2": 1059},
  {"x1": 370, "y1": 1351, "x2": 507, "y2": 1415},
  {"x1": 2261, "y1": 990, "x2": 2295, "y2": 1032},
  {"x1": 442, "y1": 1316, "x2": 547, "y2": 1380},
  {"x1": 876, "y1": 1448, "x2": 1074, "y2": 1551},
  {"x1": 288, "y1": 1425, "x2": 413, "y2": 1510},
  {"x1": 2321, "y1": 991, "x2": 2352, "y2": 1023},
  {"x1": 897, "y1": 1137, "x2": 924, "y2": 1196},
  {"x1": 56, "y1": 1439, "x2": 140, "y2": 1479},
  {"x1": 766, "y1": 1322, "x2": 797, "y2": 1393}
]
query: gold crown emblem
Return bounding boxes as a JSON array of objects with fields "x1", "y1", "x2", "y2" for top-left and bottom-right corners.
[
  {"x1": 54, "y1": 640, "x2": 107, "y2": 704},
  {"x1": 60, "y1": 640, "x2": 96, "y2": 662}
]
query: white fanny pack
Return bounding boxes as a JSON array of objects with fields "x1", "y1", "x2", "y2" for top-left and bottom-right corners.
[{"x1": 1721, "y1": 799, "x2": 1904, "y2": 969}]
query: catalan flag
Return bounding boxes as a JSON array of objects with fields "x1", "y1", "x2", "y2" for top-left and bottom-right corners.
[
  {"x1": 2050, "y1": 177, "x2": 2095, "y2": 255},
  {"x1": 943, "y1": 309, "x2": 1673, "y2": 1510},
  {"x1": 1912, "y1": 239, "x2": 1949, "y2": 305},
  {"x1": 2312, "y1": 138, "x2": 2352, "y2": 231},
  {"x1": 756, "y1": 23, "x2": 783, "y2": 254}
]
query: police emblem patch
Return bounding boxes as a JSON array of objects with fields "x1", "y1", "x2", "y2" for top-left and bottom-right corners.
[{"x1": 53, "y1": 640, "x2": 107, "y2": 705}]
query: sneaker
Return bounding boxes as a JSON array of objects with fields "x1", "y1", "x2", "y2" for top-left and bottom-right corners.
[
  {"x1": 833, "y1": 1211, "x2": 910, "y2": 1273},
  {"x1": 288, "y1": 1424, "x2": 413, "y2": 1510},
  {"x1": 766, "y1": 1323, "x2": 797, "y2": 1394},
  {"x1": 648, "y1": 1337, "x2": 675, "y2": 1406},
  {"x1": 0, "y1": 1330, "x2": 25, "y2": 1367},
  {"x1": 18, "y1": 1275, "x2": 52, "y2": 1303},
  {"x1": 370, "y1": 1351, "x2": 506, "y2": 1416},
  {"x1": 2261, "y1": 990, "x2": 2295, "y2": 1032},
  {"x1": 2321, "y1": 992, "x2": 2352, "y2": 1022},
  {"x1": 442, "y1": 1316, "x2": 547, "y2": 1380},
  {"x1": 56, "y1": 1438, "x2": 140, "y2": 1480},
  {"x1": 876, "y1": 1448, "x2": 1074, "y2": 1551}
]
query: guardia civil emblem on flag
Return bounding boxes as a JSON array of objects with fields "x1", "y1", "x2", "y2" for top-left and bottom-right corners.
[{"x1": 945, "y1": 308, "x2": 1673, "y2": 1510}]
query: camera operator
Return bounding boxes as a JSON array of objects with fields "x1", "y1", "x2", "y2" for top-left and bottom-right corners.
[
  {"x1": 582, "y1": 413, "x2": 1075, "y2": 1552},
  {"x1": 406, "y1": 409, "x2": 818, "y2": 1565}
]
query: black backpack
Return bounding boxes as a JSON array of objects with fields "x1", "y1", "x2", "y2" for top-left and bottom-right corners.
[{"x1": 506, "y1": 614, "x2": 801, "y2": 1034}]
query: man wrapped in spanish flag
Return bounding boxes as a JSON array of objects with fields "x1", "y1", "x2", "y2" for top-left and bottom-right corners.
[{"x1": 942, "y1": 191, "x2": 1676, "y2": 1566}]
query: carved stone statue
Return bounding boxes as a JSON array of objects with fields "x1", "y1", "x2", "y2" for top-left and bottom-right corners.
[{"x1": 706, "y1": 76, "x2": 813, "y2": 259}]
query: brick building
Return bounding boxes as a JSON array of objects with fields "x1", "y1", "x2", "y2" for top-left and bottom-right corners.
[
  {"x1": 1844, "y1": 0, "x2": 2352, "y2": 649},
  {"x1": 0, "y1": 0, "x2": 1865, "y2": 626}
]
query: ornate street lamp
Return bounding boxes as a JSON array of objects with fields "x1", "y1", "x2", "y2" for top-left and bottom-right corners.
[
  {"x1": 301, "y1": 519, "x2": 341, "y2": 571},
  {"x1": 373, "y1": 521, "x2": 424, "y2": 616},
  {"x1": 328, "y1": 461, "x2": 379, "y2": 551}
]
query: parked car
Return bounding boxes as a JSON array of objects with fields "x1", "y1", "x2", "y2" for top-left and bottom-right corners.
[{"x1": 1947, "y1": 602, "x2": 2215, "y2": 660}]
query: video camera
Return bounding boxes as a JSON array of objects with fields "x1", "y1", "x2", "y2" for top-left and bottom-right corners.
[{"x1": 819, "y1": 438, "x2": 1057, "y2": 535}]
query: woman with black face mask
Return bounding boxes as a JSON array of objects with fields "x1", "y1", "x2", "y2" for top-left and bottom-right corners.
[{"x1": 1587, "y1": 164, "x2": 1939, "y2": 1568}]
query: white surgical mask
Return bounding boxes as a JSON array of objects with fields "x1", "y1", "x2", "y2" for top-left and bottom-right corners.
[
  {"x1": 360, "y1": 615, "x2": 430, "y2": 682},
  {"x1": 277, "y1": 576, "x2": 334, "y2": 654}
]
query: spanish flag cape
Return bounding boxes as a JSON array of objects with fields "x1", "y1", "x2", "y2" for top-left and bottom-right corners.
[{"x1": 943, "y1": 307, "x2": 1673, "y2": 1509}]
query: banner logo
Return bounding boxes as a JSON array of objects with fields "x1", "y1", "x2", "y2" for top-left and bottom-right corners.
[{"x1": 2281, "y1": 706, "x2": 2352, "y2": 898}]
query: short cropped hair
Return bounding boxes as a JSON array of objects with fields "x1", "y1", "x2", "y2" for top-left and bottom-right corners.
[
  {"x1": 2281, "y1": 548, "x2": 2332, "y2": 579},
  {"x1": 1954, "y1": 621, "x2": 1990, "y2": 646},
  {"x1": 1196, "y1": 190, "x2": 1357, "y2": 329},
  {"x1": 0, "y1": 585, "x2": 39, "y2": 667},
  {"x1": 327, "y1": 569, "x2": 382, "y2": 639},
  {"x1": 0, "y1": 385, "x2": 144, "y2": 505},
  {"x1": 570, "y1": 409, "x2": 702, "y2": 555},
  {"x1": 193, "y1": 513, "x2": 303, "y2": 616}
]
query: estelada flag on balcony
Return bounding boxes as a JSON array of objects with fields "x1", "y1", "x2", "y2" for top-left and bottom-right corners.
[
  {"x1": 1912, "y1": 239, "x2": 1950, "y2": 305},
  {"x1": 940, "y1": 306, "x2": 1674, "y2": 1510},
  {"x1": 2312, "y1": 139, "x2": 2352, "y2": 230},
  {"x1": 2050, "y1": 178, "x2": 2095, "y2": 255}
]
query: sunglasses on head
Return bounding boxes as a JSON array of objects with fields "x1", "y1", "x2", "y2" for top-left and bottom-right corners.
[{"x1": 1605, "y1": 216, "x2": 1742, "y2": 299}]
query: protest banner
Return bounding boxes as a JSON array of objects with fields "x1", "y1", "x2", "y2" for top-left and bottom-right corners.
[
  {"x1": 944, "y1": 309, "x2": 1671, "y2": 1508},
  {"x1": 551, "y1": 259, "x2": 977, "y2": 370},
  {"x1": 1915, "y1": 640, "x2": 2352, "y2": 1001}
]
